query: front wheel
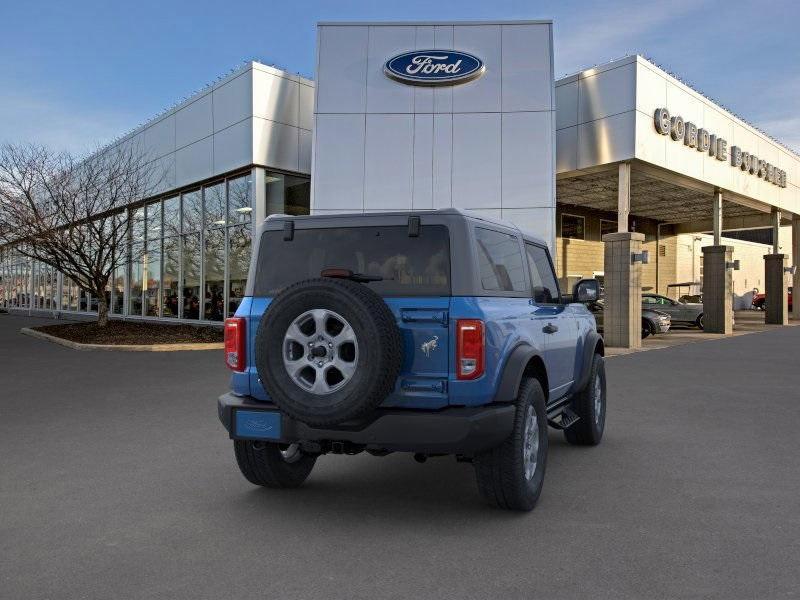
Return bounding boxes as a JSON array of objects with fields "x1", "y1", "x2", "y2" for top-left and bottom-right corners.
[
  {"x1": 473, "y1": 378, "x2": 548, "y2": 511},
  {"x1": 641, "y1": 319, "x2": 653, "y2": 339},
  {"x1": 234, "y1": 440, "x2": 316, "y2": 488},
  {"x1": 564, "y1": 353, "x2": 606, "y2": 446},
  {"x1": 696, "y1": 314, "x2": 704, "y2": 330}
]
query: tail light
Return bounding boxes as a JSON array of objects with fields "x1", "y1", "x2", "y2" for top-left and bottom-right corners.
[
  {"x1": 456, "y1": 319, "x2": 484, "y2": 380},
  {"x1": 224, "y1": 317, "x2": 246, "y2": 372}
]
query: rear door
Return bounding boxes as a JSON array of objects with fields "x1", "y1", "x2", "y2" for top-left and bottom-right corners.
[{"x1": 525, "y1": 242, "x2": 578, "y2": 398}]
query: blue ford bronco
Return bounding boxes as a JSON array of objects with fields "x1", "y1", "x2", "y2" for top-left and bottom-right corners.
[{"x1": 218, "y1": 209, "x2": 605, "y2": 511}]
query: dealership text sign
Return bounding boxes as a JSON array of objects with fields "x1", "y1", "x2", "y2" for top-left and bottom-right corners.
[
  {"x1": 654, "y1": 108, "x2": 787, "y2": 188},
  {"x1": 384, "y1": 50, "x2": 485, "y2": 86}
]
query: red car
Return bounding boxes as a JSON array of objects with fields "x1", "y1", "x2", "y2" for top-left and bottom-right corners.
[{"x1": 752, "y1": 287, "x2": 793, "y2": 311}]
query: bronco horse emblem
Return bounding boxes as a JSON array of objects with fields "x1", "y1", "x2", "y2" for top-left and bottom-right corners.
[{"x1": 420, "y1": 336, "x2": 439, "y2": 357}]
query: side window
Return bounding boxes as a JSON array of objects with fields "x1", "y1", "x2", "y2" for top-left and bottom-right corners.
[
  {"x1": 525, "y1": 243, "x2": 560, "y2": 304},
  {"x1": 475, "y1": 228, "x2": 527, "y2": 293},
  {"x1": 642, "y1": 296, "x2": 657, "y2": 305}
]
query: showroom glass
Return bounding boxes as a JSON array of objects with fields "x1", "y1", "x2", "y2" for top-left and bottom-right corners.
[
  {"x1": 163, "y1": 196, "x2": 180, "y2": 237},
  {"x1": 182, "y1": 189, "x2": 202, "y2": 233},
  {"x1": 182, "y1": 233, "x2": 201, "y2": 319},
  {"x1": 131, "y1": 208, "x2": 145, "y2": 243},
  {"x1": 129, "y1": 243, "x2": 144, "y2": 315},
  {"x1": 525, "y1": 243, "x2": 560, "y2": 304},
  {"x1": 561, "y1": 214, "x2": 585, "y2": 240},
  {"x1": 146, "y1": 201, "x2": 161, "y2": 240},
  {"x1": 266, "y1": 173, "x2": 311, "y2": 216},
  {"x1": 475, "y1": 227, "x2": 527, "y2": 293},
  {"x1": 144, "y1": 242, "x2": 161, "y2": 317},
  {"x1": 204, "y1": 227, "x2": 225, "y2": 321},
  {"x1": 204, "y1": 182, "x2": 226, "y2": 228},
  {"x1": 255, "y1": 225, "x2": 450, "y2": 297},
  {"x1": 162, "y1": 236, "x2": 179, "y2": 318},
  {"x1": 228, "y1": 225, "x2": 250, "y2": 315},
  {"x1": 228, "y1": 176, "x2": 252, "y2": 224}
]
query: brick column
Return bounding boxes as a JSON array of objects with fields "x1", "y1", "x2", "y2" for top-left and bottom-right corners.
[
  {"x1": 764, "y1": 253, "x2": 788, "y2": 325},
  {"x1": 602, "y1": 232, "x2": 644, "y2": 348},
  {"x1": 701, "y1": 246, "x2": 733, "y2": 334}
]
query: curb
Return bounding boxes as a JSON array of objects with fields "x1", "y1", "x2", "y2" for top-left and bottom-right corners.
[{"x1": 20, "y1": 328, "x2": 224, "y2": 352}]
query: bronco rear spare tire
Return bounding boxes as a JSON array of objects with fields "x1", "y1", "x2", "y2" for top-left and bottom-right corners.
[{"x1": 255, "y1": 278, "x2": 403, "y2": 427}]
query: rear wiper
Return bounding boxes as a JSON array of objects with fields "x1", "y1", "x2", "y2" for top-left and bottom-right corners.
[{"x1": 321, "y1": 268, "x2": 383, "y2": 283}]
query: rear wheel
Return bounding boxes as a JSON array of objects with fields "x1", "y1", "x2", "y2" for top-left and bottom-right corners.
[
  {"x1": 473, "y1": 378, "x2": 548, "y2": 511},
  {"x1": 696, "y1": 313, "x2": 705, "y2": 330},
  {"x1": 233, "y1": 440, "x2": 316, "y2": 488}
]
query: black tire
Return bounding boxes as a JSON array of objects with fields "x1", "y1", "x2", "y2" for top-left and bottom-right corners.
[
  {"x1": 233, "y1": 440, "x2": 316, "y2": 488},
  {"x1": 641, "y1": 319, "x2": 653, "y2": 339},
  {"x1": 564, "y1": 353, "x2": 606, "y2": 446},
  {"x1": 473, "y1": 378, "x2": 548, "y2": 511},
  {"x1": 696, "y1": 313, "x2": 704, "y2": 330},
  {"x1": 255, "y1": 278, "x2": 403, "y2": 427}
]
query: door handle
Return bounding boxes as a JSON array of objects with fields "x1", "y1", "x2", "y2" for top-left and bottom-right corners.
[{"x1": 542, "y1": 323, "x2": 558, "y2": 334}]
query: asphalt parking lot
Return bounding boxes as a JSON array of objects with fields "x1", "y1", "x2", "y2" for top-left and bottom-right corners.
[{"x1": 2, "y1": 314, "x2": 799, "y2": 599}]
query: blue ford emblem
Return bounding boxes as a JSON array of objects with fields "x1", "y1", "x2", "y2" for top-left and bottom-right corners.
[{"x1": 384, "y1": 50, "x2": 485, "y2": 86}]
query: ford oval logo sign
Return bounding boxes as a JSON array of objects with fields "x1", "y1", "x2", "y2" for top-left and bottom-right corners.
[{"x1": 384, "y1": 50, "x2": 485, "y2": 86}]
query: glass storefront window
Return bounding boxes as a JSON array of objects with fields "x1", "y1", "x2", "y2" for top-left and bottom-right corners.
[
  {"x1": 129, "y1": 243, "x2": 143, "y2": 316},
  {"x1": 182, "y1": 233, "x2": 201, "y2": 319},
  {"x1": 203, "y1": 227, "x2": 225, "y2": 321},
  {"x1": 228, "y1": 225, "x2": 251, "y2": 316},
  {"x1": 112, "y1": 265, "x2": 124, "y2": 315},
  {"x1": 69, "y1": 280, "x2": 78, "y2": 311},
  {"x1": 146, "y1": 201, "x2": 162, "y2": 240},
  {"x1": 162, "y1": 236, "x2": 179, "y2": 318},
  {"x1": 182, "y1": 189, "x2": 201, "y2": 233},
  {"x1": 163, "y1": 196, "x2": 180, "y2": 237},
  {"x1": 228, "y1": 175, "x2": 252, "y2": 225},
  {"x1": 144, "y1": 241, "x2": 161, "y2": 317},
  {"x1": 131, "y1": 207, "x2": 145, "y2": 243},
  {"x1": 204, "y1": 182, "x2": 226, "y2": 228},
  {"x1": 266, "y1": 172, "x2": 310, "y2": 216}
]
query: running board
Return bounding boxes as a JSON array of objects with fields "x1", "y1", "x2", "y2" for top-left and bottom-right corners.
[{"x1": 547, "y1": 407, "x2": 580, "y2": 430}]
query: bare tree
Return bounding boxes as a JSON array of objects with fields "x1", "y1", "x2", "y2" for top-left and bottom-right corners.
[{"x1": 0, "y1": 142, "x2": 163, "y2": 326}]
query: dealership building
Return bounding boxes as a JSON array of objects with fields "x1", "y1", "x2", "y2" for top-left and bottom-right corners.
[{"x1": 2, "y1": 20, "x2": 799, "y2": 347}]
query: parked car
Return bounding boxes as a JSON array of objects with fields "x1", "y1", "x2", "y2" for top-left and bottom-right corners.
[
  {"x1": 588, "y1": 298, "x2": 671, "y2": 339},
  {"x1": 218, "y1": 209, "x2": 607, "y2": 511},
  {"x1": 752, "y1": 287, "x2": 793, "y2": 311},
  {"x1": 642, "y1": 293, "x2": 704, "y2": 329}
]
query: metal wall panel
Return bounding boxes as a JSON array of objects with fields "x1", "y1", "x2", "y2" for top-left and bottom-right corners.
[
  {"x1": 502, "y1": 112, "x2": 553, "y2": 209},
  {"x1": 213, "y1": 71, "x2": 253, "y2": 131},
  {"x1": 144, "y1": 115, "x2": 175, "y2": 160},
  {"x1": 432, "y1": 26, "x2": 454, "y2": 114},
  {"x1": 252, "y1": 117, "x2": 299, "y2": 173},
  {"x1": 312, "y1": 114, "x2": 365, "y2": 210},
  {"x1": 556, "y1": 126, "x2": 578, "y2": 172},
  {"x1": 412, "y1": 27, "x2": 435, "y2": 114},
  {"x1": 299, "y1": 84, "x2": 314, "y2": 130},
  {"x1": 578, "y1": 62, "x2": 636, "y2": 124},
  {"x1": 316, "y1": 26, "x2": 369, "y2": 114},
  {"x1": 577, "y1": 112, "x2": 636, "y2": 170},
  {"x1": 298, "y1": 129, "x2": 312, "y2": 174},
  {"x1": 432, "y1": 113, "x2": 453, "y2": 208},
  {"x1": 502, "y1": 207, "x2": 555, "y2": 249},
  {"x1": 253, "y1": 70, "x2": 300, "y2": 127},
  {"x1": 364, "y1": 114, "x2": 414, "y2": 210},
  {"x1": 502, "y1": 24, "x2": 552, "y2": 113},
  {"x1": 175, "y1": 137, "x2": 213, "y2": 188},
  {"x1": 452, "y1": 25, "x2": 502, "y2": 114},
  {"x1": 412, "y1": 114, "x2": 434, "y2": 209},
  {"x1": 366, "y1": 26, "x2": 415, "y2": 114},
  {"x1": 214, "y1": 118, "x2": 253, "y2": 175},
  {"x1": 555, "y1": 81, "x2": 578, "y2": 130},
  {"x1": 175, "y1": 93, "x2": 213, "y2": 150},
  {"x1": 452, "y1": 113, "x2": 502, "y2": 209}
]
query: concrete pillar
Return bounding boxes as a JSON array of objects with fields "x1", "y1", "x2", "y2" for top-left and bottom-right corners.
[
  {"x1": 712, "y1": 190, "x2": 723, "y2": 246},
  {"x1": 617, "y1": 163, "x2": 631, "y2": 233},
  {"x1": 601, "y1": 232, "x2": 644, "y2": 348},
  {"x1": 764, "y1": 253, "x2": 789, "y2": 325},
  {"x1": 701, "y1": 246, "x2": 734, "y2": 334},
  {"x1": 793, "y1": 216, "x2": 800, "y2": 321}
]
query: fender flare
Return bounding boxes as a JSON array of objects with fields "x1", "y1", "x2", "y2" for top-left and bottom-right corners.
[
  {"x1": 492, "y1": 343, "x2": 542, "y2": 404},
  {"x1": 572, "y1": 331, "x2": 604, "y2": 393}
]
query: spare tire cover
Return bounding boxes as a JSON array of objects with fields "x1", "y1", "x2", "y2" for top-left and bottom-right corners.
[{"x1": 255, "y1": 278, "x2": 403, "y2": 427}]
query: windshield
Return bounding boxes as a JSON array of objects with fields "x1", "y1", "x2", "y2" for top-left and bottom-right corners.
[{"x1": 254, "y1": 225, "x2": 451, "y2": 297}]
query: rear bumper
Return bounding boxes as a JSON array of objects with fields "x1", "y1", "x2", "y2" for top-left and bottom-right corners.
[{"x1": 218, "y1": 393, "x2": 515, "y2": 456}]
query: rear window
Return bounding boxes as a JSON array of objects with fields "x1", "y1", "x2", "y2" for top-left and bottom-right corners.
[{"x1": 254, "y1": 225, "x2": 450, "y2": 297}]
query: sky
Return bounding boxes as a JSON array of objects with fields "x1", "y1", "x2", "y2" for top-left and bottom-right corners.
[{"x1": 1, "y1": 0, "x2": 798, "y2": 155}]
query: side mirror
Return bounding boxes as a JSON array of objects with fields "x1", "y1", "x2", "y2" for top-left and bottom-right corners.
[{"x1": 573, "y1": 279, "x2": 599, "y2": 303}]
